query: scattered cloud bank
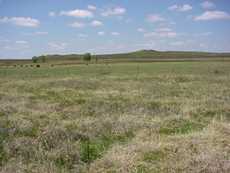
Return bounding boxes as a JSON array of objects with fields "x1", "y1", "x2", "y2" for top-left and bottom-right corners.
[
  {"x1": 78, "y1": 33, "x2": 88, "y2": 38},
  {"x1": 24, "y1": 31, "x2": 48, "y2": 36},
  {"x1": 137, "y1": 28, "x2": 145, "y2": 33},
  {"x1": 98, "y1": 31, "x2": 105, "y2": 36},
  {"x1": 111, "y1": 32, "x2": 120, "y2": 36},
  {"x1": 170, "y1": 41, "x2": 184, "y2": 46},
  {"x1": 60, "y1": 9, "x2": 93, "y2": 18},
  {"x1": 156, "y1": 28, "x2": 172, "y2": 32},
  {"x1": 144, "y1": 27, "x2": 177, "y2": 38},
  {"x1": 201, "y1": 1, "x2": 215, "y2": 10},
  {"x1": 69, "y1": 20, "x2": 103, "y2": 28},
  {"x1": 48, "y1": 42, "x2": 67, "y2": 50},
  {"x1": 168, "y1": 4, "x2": 192, "y2": 12},
  {"x1": 146, "y1": 14, "x2": 165, "y2": 23},
  {"x1": 101, "y1": 7, "x2": 126, "y2": 16},
  {"x1": 88, "y1": 5, "x2": 97, "y2": 11},
  {"x1": 34, "y1": 31, "x2": 48, "y2": 35},
  {"x1": 90, "y1": 20, "x2": 103, "y2": 26},
  {"x1": 70, "y1": 21, "x2": 86, "y2": 28},
  {"x1": 49, "y1": 12, "x2": 56, "y2": 17},
  {"x1": 194, "y1": 11, "x2": 230, "y2": 21},
  {"x1": 16, "y1": 40, "x2": 28, "y2": 44},
  {"x1": 0, "y1": 17, "x2": 40, "y2": 27},
  {"x1": 1, "y1": 2, "x2": 230, "y2": 58},
  {"x1": 2, "y1": 40, "x2": 30, "y2": 51},
  {"x1": 144, "y1": 31, "x2": 177, "y2": 38}
]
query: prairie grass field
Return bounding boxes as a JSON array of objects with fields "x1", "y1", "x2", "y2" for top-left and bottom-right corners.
[{"x1": 0, "y1": 61, "x2": 230, "y2": 173}]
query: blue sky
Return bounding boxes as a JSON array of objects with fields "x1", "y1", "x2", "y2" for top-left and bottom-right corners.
[{"x1": 0, "y1": 0, "x2": 230, "y2": 59}]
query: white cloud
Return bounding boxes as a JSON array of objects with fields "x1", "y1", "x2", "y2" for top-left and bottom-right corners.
[
  {"x1": 90, "y1": 20, "x2": 103, "y2": 26},
  {"x1": 101, "y1": 7, "x2": 126, "y2": 16},
  {"x1": 35, "y1": 31, "x2": 48, "y2": 35},
  {"x1": 16, "y1": 40, "x2": 28, "y2": 44},
  {"x1": 48, "y1": 42, "x2": 67, "y2": 50},
  {"x1": 195, "y1": 32, "x2": 212, "y2": 36},
  {"x1": 201, "y1": 1, "x2": 215, "y2": 9},
  {"x1": 156, "y1": 28, "x2": 172, "y2": 32},
  {"x1": 111, "y1": 32, "x2": 120, "y2": 36},
  {"x1": 60, "y1": 9, "x2": 93, "y2": 18},
  {"x1": 194, "y1": 11, "x2": 230, "y2": 21},
  {"x1": 23, "y1": 31, "x2": 48, "y2": 36},
  {"x1": 199, "y1": 43, "x2": 207, "y2": 48},
  {"x1": 88, "y1": 5, "x2": 96, "y2": 11},
  {"x1": 69, "y1": 20, "x2": 103, "y2": 28},
  {"x1": 146, "y1": 14, "x2": 165, "y2": 23},
  {"x1": 137, "y1": 28, "x2": 145, "y2": 32},
  {"x1": 144, "y1": 31, "x2": 177, "y2": 38},
  {"x1": 3, "y1": 40, "x2": 30, "y2": 51},
  {"x1": 70, "y1": 21, "x2": 85, "y2": 28},
  {"x1": 170, "y1": 41, "x2": 184, "y2": 46},
  {"x1": 98, "y1": 31, "x2": 105, "y2": 36},
  {"x1": 0, "y1": 39, "x2": 10, "y2": 43},
  {"x1": 78, "y1": 33, "x2": 88, "y2": 38},
  {"x1": 168, "y1": 4, "x2": 192, "y2": 12},
  {"x1": 0, "y1": 17, "x2": 40, "y2": 27},
  {"x1": 49, "y1": 11, "x2": 56, "y2": 17}
]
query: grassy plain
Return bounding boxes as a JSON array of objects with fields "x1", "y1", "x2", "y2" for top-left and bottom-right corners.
[{"x1": 0, "y1": 62, "x2": 230, "y2": 173}]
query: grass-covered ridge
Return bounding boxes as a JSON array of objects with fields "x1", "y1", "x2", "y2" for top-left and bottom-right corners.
[
  {"x1": 0, "y1": 62, "x2": 230, "y2": 173},
  {"x1": 1, "y1": 50, "x2": 230, "y2": 66}
]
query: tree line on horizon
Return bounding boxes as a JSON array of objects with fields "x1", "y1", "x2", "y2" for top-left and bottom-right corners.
[{"x1": 32, "y1": 53, "x2": 93, "y2": 64}]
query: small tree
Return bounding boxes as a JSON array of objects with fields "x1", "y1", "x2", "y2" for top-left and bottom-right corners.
[
  {"x1": 41, "y1": 55, "x2": 46, "y2": 63},
  {"x1": 32, "y1": 56, "x2": 38, "y2": 63},
  {"x1": 83, "y1": 53, "x2": 91, "y2": 65}
]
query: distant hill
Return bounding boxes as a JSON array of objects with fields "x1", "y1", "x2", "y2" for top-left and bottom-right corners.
[
  {"x1": 1, "y1": 50, "x2": 230, "y2": 65},
  {"x1": 34, "y1": 50, "x2": 230, "y2": 62},
  {"x1": 96, "y1": 50, "x2": 230, "y2": 59}
]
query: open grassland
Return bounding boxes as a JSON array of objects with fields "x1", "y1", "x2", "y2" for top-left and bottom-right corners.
[{"x1": 0, "y1": 62, "x2": 230, "y2": 173}]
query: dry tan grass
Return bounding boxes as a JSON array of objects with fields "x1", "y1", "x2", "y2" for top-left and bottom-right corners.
[{"x1": 0, "y1": 62, "x2": 230, "y2": 172}]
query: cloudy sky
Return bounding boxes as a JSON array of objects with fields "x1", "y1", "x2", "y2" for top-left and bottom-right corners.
[{"x1": 0, "y1": 0, "x2": 230, "y2": 59}]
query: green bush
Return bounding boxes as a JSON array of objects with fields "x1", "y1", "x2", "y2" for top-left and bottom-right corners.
[
  {"x1": 83, "y1": 53, "x2": 91, "y2": 64},
  {"x1": 32, "y1": 56, "x2": 38, "y2": 63}
]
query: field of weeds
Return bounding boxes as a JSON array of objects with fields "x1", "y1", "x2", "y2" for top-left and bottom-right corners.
[{"x1": 0, "y1": 62, "x2": 230, "y2": 173}]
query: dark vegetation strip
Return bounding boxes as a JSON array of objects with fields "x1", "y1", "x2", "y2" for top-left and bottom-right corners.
[
  {"x1": 52, "y1": 57, "x2": 230, "y2": 67},
  {"x1": 1, "y1": 57, "x2": 230, "y2": 68}
]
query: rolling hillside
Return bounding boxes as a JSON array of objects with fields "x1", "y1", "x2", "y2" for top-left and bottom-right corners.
[
  {"x1": 1, "y1": 50, "x2": 230, "y2": 66},
  {"x1": 37, "y1": 50, "x2": 230, "y2": 62}
]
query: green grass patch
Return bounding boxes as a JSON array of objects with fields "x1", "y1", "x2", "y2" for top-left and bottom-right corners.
[
  {"x1": 146, "y1": 101, "x2": 162, "y2": 112},
  {"x1": 80, "y1": 131, "x2": 134, "y2": 163},
  {"x1": 143, "y1": 150, "x2": 165, "y2": 162},
  {"x1": 54, "y1": 150, "x2": 79, "y2": 170},
  {"x1": 159, "y1": 118, "x2": 205, "y2": 135},
  {"x1": 30, "y1": 89, "x2": 87, "y2": 106},
  {"x1": 0, "y1": 128, "x2": 8, "y2": 166},
  {"x1": 192, "y1": 109, "x2": 230, "y2": 122}
]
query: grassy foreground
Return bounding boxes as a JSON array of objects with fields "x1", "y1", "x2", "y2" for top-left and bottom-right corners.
[{"x1": 0, "y1": 62, "x2": 230, "y2": 173}]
